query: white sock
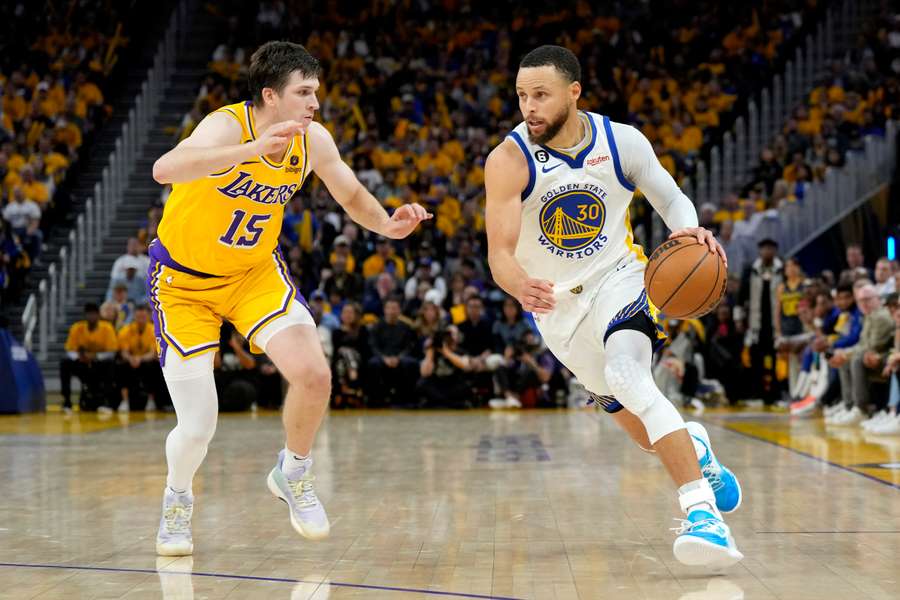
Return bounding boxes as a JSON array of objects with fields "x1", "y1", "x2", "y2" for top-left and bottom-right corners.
[
  {"x1": 678, "y1": 478, "x2": 721, "y2": 519},
  {"x1": 282, "y1": 448, "x2": 310, "y2": 474}
]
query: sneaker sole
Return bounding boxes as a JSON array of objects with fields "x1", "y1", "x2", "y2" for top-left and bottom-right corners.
[
  {"x1": 266, "y1": 470, "x2": 330, "y2": 541},
  {"x1": 673, "y1": 536, "x2": 744, "y2": 569},
  {"x1": 156, "y1": 541, "x2": 193, "y2": 556}
]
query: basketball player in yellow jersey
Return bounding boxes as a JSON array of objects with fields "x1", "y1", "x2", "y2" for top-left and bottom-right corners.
[{"x1": 149, "y1": 41, "x2": 431, "y2": 556}]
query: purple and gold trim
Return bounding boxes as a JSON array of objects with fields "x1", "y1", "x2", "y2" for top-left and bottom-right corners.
[
  {"x1": 146, "y1": 255, "x2": 219, "y2": 367},
  {"x1": 245, "y1": 247, "x2": 309, "y2": 345},
  {"x1": 149, "y1": 239, "x2": 222, "y2": 279}
]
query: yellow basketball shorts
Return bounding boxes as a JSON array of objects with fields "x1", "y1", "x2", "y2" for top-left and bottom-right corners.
[{"x1": 147, "y1": 240, "x2": 306, "y2": 366}]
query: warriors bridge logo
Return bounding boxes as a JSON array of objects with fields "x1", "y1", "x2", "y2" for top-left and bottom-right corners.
[{"x1": 537, "y1": 183, "x2": 609, "y2": 260}]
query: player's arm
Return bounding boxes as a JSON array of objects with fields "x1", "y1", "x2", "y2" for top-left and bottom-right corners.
[
  {"x1": 615, "y1": 123, "x2": 726, "y2": 266},
  {"x1": 152, "y1": 112, "x2": 304, "y2": 184},
  {"x1": 485, "y1": 140, "x2": 555, "y2": 314},
  {"x1": 306, "y1": 122, "x2": 430, "y2": 239}
]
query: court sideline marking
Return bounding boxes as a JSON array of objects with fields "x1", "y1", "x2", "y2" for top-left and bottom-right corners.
[{"x1": 0, "y1": 562, "x2": 527, "y2": 600}]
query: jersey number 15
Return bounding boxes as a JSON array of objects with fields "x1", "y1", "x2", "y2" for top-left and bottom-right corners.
[{"x1": 219, "y1": 209, "x2": 271, "y2": 248}]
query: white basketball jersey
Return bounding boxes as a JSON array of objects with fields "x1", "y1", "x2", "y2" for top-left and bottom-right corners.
[{"x1": 507, "y1": 111, "x2": 647, "y2": 292}]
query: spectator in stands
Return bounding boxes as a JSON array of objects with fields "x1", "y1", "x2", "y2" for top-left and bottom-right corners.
[
  {"x1": 110, "y1": 237, "x2": 150, "y2": 281},
  {"x1": 18, "y1": 166, "x2": 49, "y2": 208},
  {"x1": 60, "y1": 302, "x2": 118, "y2": 414},
  {"x1": 707, "y1": 303, "x2": 745, "y2": 404},
  {"x1": 740, "y1": 238, "x2": 783, "y2": 404},
  {"x1": 492, "y1": 297, "x2": 532, "y2": 355},
  {"x1": 366, "y1": 296, "x2": 417, "y2": 406},
  {"x1": 108, "y1": 255, "x2": 148, "y2": 304},
  {"x1": 869, "y1": 296, "x2": 900, "y2": 433},
  {"x1": 417, "y1": 326, "x2": 473, "y2": 408},
  {"x1": 2, "y1": 186, "x2": 42, "y2": 261},
  {"x1": 106, "y1": 282, "x2": 134, "y2": 328},
  {"x1": 361, "y1": 271, "x2": 396, "y2": 318},
  {"x1": 322, "y1": 253, "x2": 362, "y2": 308},
  {"x1": 839, "y1": 243, "x2": 871, "y2": 285},
  {"x1": 116, "y1": 305, "x2": 160, "y2": 413},
  {"x1": 775, "y1": 257, "x2": 807, "y2": 397},
  {"x1": 331, "y1": 302, "x2": 369, "y2": 408},
  {"x1": 874, "y1": 257, "x2": 896, "y2": 297},
  {"x1": 362, "y1": 238, "x2": 405, "y2": 279},
  {"x1": 826, "y1": 283, "x2": 895, "y2": 425}
]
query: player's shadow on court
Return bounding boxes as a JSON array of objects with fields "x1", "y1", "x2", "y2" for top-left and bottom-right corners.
[{"x1": 678, "y1": 578, "x2": 744, "y2": 600}]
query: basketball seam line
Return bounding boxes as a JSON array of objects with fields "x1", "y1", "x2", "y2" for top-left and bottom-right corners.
[
  {"x1": 645, "y1": 241, "x2": 695, "y2": 284},
  {"x1": 687, "y1": 250, "x2": 721, "y2": 317},
  {"x1": 659, "y1": 251, "x2": 709, "y2": 315}
]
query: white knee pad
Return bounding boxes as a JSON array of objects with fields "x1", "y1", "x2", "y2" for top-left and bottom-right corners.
[
  {"x1": 162, "y1": 350, "x2": 215, "y2": 382},
  {"x1": 605, "y1": 354, "x2": 657, "y2": 413},
  {"x1": 605, "y1": 354, "x2": 685, "y2": 444}
]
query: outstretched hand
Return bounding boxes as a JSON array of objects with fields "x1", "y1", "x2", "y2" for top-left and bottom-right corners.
[
  {"x1": 669, "y1": 227, "x2": 728, "y2": 268},
  {"x1": 381, "y1": 203, "x2": 433, "y2": 239}
]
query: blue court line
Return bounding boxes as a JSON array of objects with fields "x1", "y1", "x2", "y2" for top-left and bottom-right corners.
[
  {"x1": 704, "y1": 419, "x2": 900, "y2": 492},
  {"x1": 0, "y1": 562, "x2": 525, "y2": 600}
]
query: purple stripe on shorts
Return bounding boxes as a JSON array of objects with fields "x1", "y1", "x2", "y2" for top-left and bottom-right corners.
[
  {"x1": 149, "y1": 239, "x2": 222, "y2": 279},
  {"x1": 147, "y1": 253, "x2": 219, "y2": 364}
]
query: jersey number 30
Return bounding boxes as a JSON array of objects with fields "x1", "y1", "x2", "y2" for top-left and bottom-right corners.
[{"x1": 219, "y1": 210, "x2": 271, "y2": 248}]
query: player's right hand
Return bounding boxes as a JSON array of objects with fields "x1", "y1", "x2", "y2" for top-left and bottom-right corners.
[
  {"x1": 516, "y1": 278, "x2": 555, "y2": 314},
  {"x1": 254, "y1": 120, "x2": 306, "y2": 156}
]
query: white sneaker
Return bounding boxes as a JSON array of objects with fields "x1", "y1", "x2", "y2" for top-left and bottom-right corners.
[
  {"x1": 267, "y1": 451, "x2": 330, "y2": 540},
  {"x1": 156, "y1": 488, "x2": 194, "y2": 556},
  {"x1": 824, "y1": 404, "x2": 844, "y2": 418},
  {"x1": 117, "y1": 399, "x2": 130, "y2": 414},
  {"x1": 871, "y1": 414, "x2": 900, "y2": 435},
  {"x1": 834, "y1": 406, "x2": 865, "y2": 426},
  {"x1": 825, "y1": 405, "x2": 848, "y2": 424},
  {"x1": 97, "y1": 405, "x2": 113, "y2": 415},
  {"x1": 862, "y1": 410, "x2": 889, "y2": 430},
  {"x1": 145, "y1": 397, "x2": 157, "y2": 412}
]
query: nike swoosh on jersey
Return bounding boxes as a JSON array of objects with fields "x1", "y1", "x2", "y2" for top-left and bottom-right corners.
[{"x1": 541, "y1": 163, "x2": 563, "y2": 173}]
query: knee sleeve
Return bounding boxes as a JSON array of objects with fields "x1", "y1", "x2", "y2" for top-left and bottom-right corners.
[
  {"x1": 162, "y1": 350, "x2": 215, "y2": 381},
  {"x1": 605, "y1": 354, "x2": 658, "y2": 414},
  {"x1": 252, "y1": 300, "x2": 315, "y2": 354},
  {"x1": 605, "y1": 354, "x2": 685, "y2": 444},
  {"x1": 162, "y1": 351, "x2": 218, "y2": 443}
]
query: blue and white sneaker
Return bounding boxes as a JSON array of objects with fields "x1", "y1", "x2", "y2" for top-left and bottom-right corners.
[
  {"x1": 672, "y1": 509, "x2": 744, "y2": 568},
  {"x1": 686, "y1": 421, "x2": 742, "y2": 513},
  {"x1": 267, "y1": 450, "x2": 330, "y2": 540},
  {"x1": 156, "y1": 488, "x2": 194, "y2": 556}
]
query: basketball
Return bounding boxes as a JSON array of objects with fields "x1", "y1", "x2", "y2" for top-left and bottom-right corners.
[{"x1": 644, "y1": 237, "x2": 727, "y2": 319}]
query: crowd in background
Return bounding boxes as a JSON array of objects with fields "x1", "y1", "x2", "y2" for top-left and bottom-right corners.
[
  {"x1": 0, "y1": 1, "x2": 126, "y2": 310},
  {"x1": 54, "y1": 2, "x2": 900, "y2": 426}
]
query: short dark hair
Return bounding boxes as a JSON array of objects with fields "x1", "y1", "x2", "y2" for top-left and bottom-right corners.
[
  {"x1": 836, "y1": 283, "x2": 854, "y2": 295},
  {"x1": 519, "y1": 45, "x2": 581, "y2": 83},
  {"x1": 134, "y1": 304, "x2": 150, "y2": 313},
  {"x1": 84, "y1": 302, "x2": 100, "y2": 314},
  {"x1": 248, "y1": 41, "x2": 320, "y2": 106}
]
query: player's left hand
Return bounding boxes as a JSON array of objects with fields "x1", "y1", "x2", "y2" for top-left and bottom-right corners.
[
  {"x1": 669, "y1": 227, "x2": 728, "y2": 268},
  {"x1": 382, "y1": 203, "x2": 433, "y2": 239}
]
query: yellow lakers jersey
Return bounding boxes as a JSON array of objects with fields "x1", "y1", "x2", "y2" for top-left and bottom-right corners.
[{"x1": 157, "y1": 101, "x2": 310, "y2": 276}]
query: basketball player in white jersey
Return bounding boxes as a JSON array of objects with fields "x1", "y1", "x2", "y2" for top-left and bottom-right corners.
[{"x1": 486, "y1": 45, "x2": 743, "y2": 568}]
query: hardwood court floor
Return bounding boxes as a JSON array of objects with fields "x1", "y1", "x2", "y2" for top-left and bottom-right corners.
[{"x1": 1, "y1": 406, "x2": 899, "y2": 600}]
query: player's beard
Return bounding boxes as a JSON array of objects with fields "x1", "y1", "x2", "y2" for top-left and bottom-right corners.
[{"x1": 527, "y1": 104, "x2": 572, "y2": 145}]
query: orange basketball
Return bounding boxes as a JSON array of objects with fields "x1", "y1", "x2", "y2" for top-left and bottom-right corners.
[{"x1": 644, "y1": 237, "x2": 727, "y2": 319}]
